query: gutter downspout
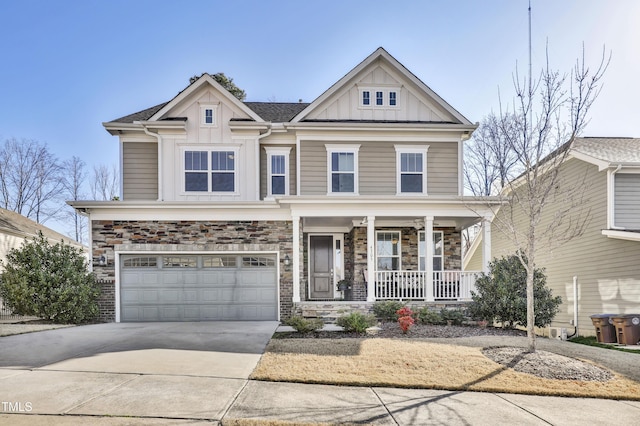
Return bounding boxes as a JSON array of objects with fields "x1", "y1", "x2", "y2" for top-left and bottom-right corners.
[
  {"x1": 139, "y1": 123, "x2": 163, "y2": 201},
  {"x1": 255, "y1": 127, "x2": 273, "y2": 200},
  {"x1": 567, "y1": 275, "x2": 579, "y2": 338}
]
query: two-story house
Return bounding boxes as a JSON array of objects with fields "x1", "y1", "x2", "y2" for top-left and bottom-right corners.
[
  {"x1": 72, "y1": 48, "x2": 499, "y2": 322},
  {"x1": 465, "y1": 137, "x2": 640, "y2": 337}
]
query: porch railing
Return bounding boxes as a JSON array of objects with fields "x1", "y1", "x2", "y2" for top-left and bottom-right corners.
[{"x1": 374, "y1": 270, "x2": 481, "y2": 301}]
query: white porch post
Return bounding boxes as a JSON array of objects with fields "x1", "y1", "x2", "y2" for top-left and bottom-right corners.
[
  {"x1": 292, "y1": 215, "x2": 301, "y2": 303},
  {"x1": 481, "y1": 218, "x2": 492, "y2": 273},
  {"x1": 366, "y1": 215, "x2": 376, "y2": 302},
  {"x1": 425, "y1": 216, "x2": 434, "y2": 301}
]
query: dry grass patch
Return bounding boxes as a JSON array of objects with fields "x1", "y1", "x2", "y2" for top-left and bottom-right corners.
[{"x1": 251, "y1": 338, "x2": 640, "y2": 400}]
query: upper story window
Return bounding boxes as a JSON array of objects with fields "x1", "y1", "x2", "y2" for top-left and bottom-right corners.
[
  {"x1": 395, "y1": 145, "x2": 429, "y2": 195},
  {"x1": 326, "y1": 144, "x2": 360, "y2": 195},
  {"x1": 359, "y1": 88, "x2": 400, "y2": 107},
  {"x1": 376, "y1": 91, "x2": 383, "y2": 105},
  {"x1": 184, "y1": 148, "x2": 237, "y2": 193},
  {"x1": 265, "y1": 147, "x2": 291, "y2": 196},
  {"x1": 362, "y1": 91, "x2": 370, "y2": 105},
  {"x1": 200, "y1": 104, "x2": 218, "y2": 126}
]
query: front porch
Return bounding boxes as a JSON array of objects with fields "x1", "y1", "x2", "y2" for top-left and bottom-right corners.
[{"x1": 286, "y1": 210, "x2": 493, "y2": 308}]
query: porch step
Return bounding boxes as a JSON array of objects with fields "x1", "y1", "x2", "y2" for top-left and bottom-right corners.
[{"x1": 296, "y1": 302, "x2": 373, "y2": 323}]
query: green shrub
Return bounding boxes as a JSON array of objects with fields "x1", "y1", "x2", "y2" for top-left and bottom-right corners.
[
  {"x1": 416, "y1": 306, "x2": 443, "y2": 325},
  {"x1": 0, "y1": 233, "x2": 99, "y2": 324},
  {"x1": 284, "y1": 316, "x2": 324, "y2": 333},
  {"x1": 440, "y1": 308, "x2": 465, "y2": 325},
  {"x1": 468, "y1": 253, "x2": 562, "y2": 328},
  {"x1": 372, "y1": 300, "x2": 405, "y2": 321},
  {"x1": 336, "y1": 312, "x2": 377, "y2": 333}
]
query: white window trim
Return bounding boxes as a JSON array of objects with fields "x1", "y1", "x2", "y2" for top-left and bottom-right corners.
[
  {"x1": 200, "y1": 104, "x2": 218, "y2": 127},
  {"x1": 265, "y1": 147, "x2": 291, "y2": 197},
  {"x1": 418, "y1": 230, "x2": 443, "y2": 271},
  {"x1": 325, "y1": 144, "x2": 360, "y2": 195},
  {"x1": 358, "y1": 87, "x2": 401, "y2": 108},
  {"x1": 180, "y1": 146, "x2": 239, "y2": 195},
  {"x1": 376, "y1": 231, "x2": 402, "y2": 271},
  {"x1": 395, "y1": 145, "x2": 429, "y2": 195}
]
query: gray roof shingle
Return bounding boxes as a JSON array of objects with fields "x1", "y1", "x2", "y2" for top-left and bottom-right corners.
[{"x1": 573, "y1": 137, "x2": 640, "y2": 164}]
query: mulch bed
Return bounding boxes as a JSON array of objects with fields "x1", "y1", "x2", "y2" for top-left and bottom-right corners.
[{"x1": 275, "y1": 323, "x2": 528, "y2": 339}]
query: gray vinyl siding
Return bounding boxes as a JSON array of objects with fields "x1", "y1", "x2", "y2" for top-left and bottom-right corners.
[
  {"x1": 122, "y1": 142, "x2": 158, "y2": 201},
  {"x1": 614, "y1": 173, "x2": 640, "y2": 229},
  {"x1": 492, "y1": 158, "x2": 640, "y2": 336},
  {"x1": 299, "y1": 141, "x2": 458, "y2": 196},
  {"x1": 260, "y1": 145, "x2": 297, "y2": 199}
]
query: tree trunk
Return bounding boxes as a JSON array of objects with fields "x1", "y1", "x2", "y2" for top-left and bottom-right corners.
[{"x1": 526, "y1": 239, "x2": 536, "y2": 352}]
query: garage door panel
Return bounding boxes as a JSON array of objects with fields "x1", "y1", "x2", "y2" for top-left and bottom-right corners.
[{"x1": 120, "y1": 254, "x2": 278, "y2": 321}]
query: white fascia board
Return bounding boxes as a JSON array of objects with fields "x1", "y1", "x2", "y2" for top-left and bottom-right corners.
[
  {"x1": 284, "y1": 198, "x2": 498, "y2": 218},
  {"x1": 602, "y1": 229, "x2": 640, "y2": 242},
  {"x1": 103, "y1": 122, "x2": 143, "y2": 135},
  {"x1": 85, "y1": 206, "x2": 291, "y2": 222},
  {"x1": 570, "y1": 151, "x2": 611, "y2": 171},
  {"x1": 285, "y1": 122, "x2": 477, "y2": 133},
  {"x1": 136, "y1": 120, "x2": 187, "y2": 132}
]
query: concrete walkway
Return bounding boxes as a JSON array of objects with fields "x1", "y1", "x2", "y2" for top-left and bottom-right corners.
[{"x1": 1, "y1": 324, "x2": 640, "y2": 425}]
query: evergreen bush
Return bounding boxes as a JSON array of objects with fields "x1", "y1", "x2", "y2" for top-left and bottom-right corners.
[
  {"x1": 0, "y1": 233, "x2": 99, "y2": 324},
  {"x1": 468, "y1": 253, "x2": 561, "y2": 328}
]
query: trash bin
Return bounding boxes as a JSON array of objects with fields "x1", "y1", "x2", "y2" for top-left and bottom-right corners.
[
  {"x1": 590, "y1": 314, "x2": 617, "y2": 343},
  {"x1": 611, "y1": 315, "x2": 640, "y2": 345}
]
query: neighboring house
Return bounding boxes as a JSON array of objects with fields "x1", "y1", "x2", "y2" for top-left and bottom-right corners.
[
  {"x1": 466, "y1": 137, "x2": 640, "y2": 336},
  {"x1": 71, "y1": 48, "x2": 499, "y2": 323},
  {"x1": 0, "y1": 208, "x2": 85, "y2": 268}
]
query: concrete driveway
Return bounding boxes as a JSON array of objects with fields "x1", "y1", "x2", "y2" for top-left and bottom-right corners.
[{"x1": 0, "y1": 321, "x2": 278, "y2": 424}]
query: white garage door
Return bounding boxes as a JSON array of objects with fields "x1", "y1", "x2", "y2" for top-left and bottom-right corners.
[{"x1": 120, "y1": 254, "x2": 278, "y2": 321}]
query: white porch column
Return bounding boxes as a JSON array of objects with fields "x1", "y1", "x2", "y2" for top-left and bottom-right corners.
[
  {"x1": 425, "y1": 216, "x2": 434, "y2": 301},
  {"x1": 481, "y1": 218, "x2": 492, "y2": 273},
  {"x1": 366, "y1": 215, "x2": 376, "y2": 302},
  {"x1": 292, "y1": 215, "x2": 301, "y2": 303}
]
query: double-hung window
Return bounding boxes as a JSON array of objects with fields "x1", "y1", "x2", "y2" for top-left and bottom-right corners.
[
  {"x1": 419, "y1": 231, "x2": 443, "y2": 271},
  {"x1": 376, "y1": 91, "x2": 384, "y2": 105},
  {"x1": 200, "y1": 104, "x2": 218, "y2": 126},
  {"x1": 326, "y1": 145, "x2": 359, "y2": 194},
  {"x1": 265, "y1": 147, "x2": 291, "y2": 196},
  {"x1": 362, "y1": 91, "x2": 370, "y2": 105},
  {"x1": 184, "y1": 151, "x2": 209, "y2": 191},
  {"x1": 211, "y1": 151, "x2": 235, "y2": 192},
  {"x1": 184, "y1": 148, "x2": 237, "y2": 193},
  {"x1": 395, "y1": 145, "x2": 429, "y2": 195}
]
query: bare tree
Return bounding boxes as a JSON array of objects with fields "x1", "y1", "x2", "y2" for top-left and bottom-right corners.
[
  {"x1": 91, "y1": 163, "x2": 119, "y2": 201},
  {"x1": 62, "y1": 156, "x2": 88, "y2": 243},
  {"x1": 0, "y1": 138, "x2": 63, "y2": 223},
  {"x1": 465, "y1": 113, "x2": 521, "y2": 196},
  {"x1": 490, "y1": 46, "x2": 609, "y2": 352}
]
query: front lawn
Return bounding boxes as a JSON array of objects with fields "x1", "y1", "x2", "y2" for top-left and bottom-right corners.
[{"x1": 251, "y1": 337, "x2": 640, "y2": 400}]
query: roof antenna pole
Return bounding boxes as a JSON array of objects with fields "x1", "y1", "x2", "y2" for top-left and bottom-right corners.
[{"x1": 528, "y1": 0, "x2": 533, "y2": 134}]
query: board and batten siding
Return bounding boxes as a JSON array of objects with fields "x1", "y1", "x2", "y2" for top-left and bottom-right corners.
[
  {"x1": 491, "y1": 158, "x2": 640, "y2": 336},
  {"x1": 614, "y1": 173, "x2": 640, "y2": 229},
  {"x1": 122, "y1": 142, "x2": 158, "y2": 201},
  {"x1": 299, "y1": 140, "x2": 458, "y2": 196}
]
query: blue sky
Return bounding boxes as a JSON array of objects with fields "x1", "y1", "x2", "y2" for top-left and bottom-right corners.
[{"x1": 1, "y1": 0, "x2": 638, "y2": 235}]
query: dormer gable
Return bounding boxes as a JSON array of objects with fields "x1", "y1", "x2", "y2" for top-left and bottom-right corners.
[
  {"x1": 291, "y1": 47, "x2": 472, "y2": 125},
  {"x1": 148, "y1": 73, "x2": 264, "y2": 124}
]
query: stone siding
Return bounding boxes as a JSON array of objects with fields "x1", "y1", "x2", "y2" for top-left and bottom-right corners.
[{"x1": 92, "y1": 220, "x2": 294, "y2": 321}]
